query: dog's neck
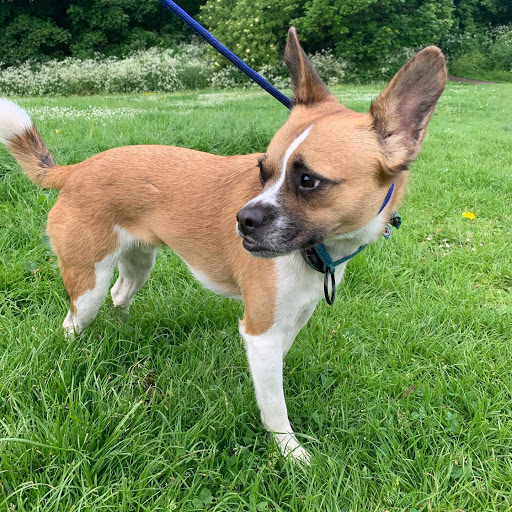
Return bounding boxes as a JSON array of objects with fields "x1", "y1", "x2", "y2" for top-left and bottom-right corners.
[{"x1": 320, "y1": 213, "x2": 388, "y2": 263}]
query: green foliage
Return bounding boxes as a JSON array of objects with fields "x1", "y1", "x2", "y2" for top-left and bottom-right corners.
[
  {"x1": 453, "y1": 0, "x2": 512, "y2": 33},
  {"x1": 198, "y1": 0, "x2": 511, "y2": 81},
  {"x1": 0, "y1": 0, "x2": 511, "y2": 80},
  {"x1": 67, "y1": 0, "x2": 166, "y2": 58},
  {"x1": 199, "y1": 0, "x2": 302, "y2": 68},
  {"x1": 486, "y1": 25, "x2": 512, "y2": 72},
  {"x1": 0, "y1": 0, "x2": 205, "y2": 67},
  {"x1": 449, "y1": 25, "x2": 512, "y2": 82},
  {"x1": 0, "y1": 13, "x2": 69, "y2": 65},
  {"x1": 0, "y1": 44, "x2": 351, "y2": 96},
  {"x1": 0, "y1": 46, "x2": 214, "y2": 96},
  {"x1": 292, "y1": 0, "x2": 454, "y2": 75}
]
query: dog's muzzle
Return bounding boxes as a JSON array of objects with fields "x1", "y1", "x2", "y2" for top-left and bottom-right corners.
[
  {"x1": 236, "y1": 202, "x2": 316, "y2": 258},
  {"x1": 236, "y1": 204, "x2": 270, "y2": 253}
]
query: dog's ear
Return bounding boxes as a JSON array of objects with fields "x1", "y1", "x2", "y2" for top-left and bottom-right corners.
[
  {"x1": 284, "y1": 27, "x2": 331, "y2": 106},
  {"x1": 370, "y1": 46, "x2": 447, "y2": 173}
]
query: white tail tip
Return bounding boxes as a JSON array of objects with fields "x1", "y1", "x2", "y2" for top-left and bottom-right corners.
[{"x1": 0, "y1": 98, "x2": 33, "y2": 144}]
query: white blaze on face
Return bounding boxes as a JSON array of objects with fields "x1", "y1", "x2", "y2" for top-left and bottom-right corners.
[{"x1": 246, "y1": 125, "x2": 313, "y2": 208}]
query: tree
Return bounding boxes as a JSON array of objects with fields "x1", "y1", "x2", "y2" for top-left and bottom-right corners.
[
  {"x1": 293, "y1": 0, "x2": 454, "y2": 64},
  {"x1": 200, "y1": 0, "x2": 304, "y2": 68},
  {"x1": 0, "y1": 1, "x2": 70, "y2": 65},
  {"x1": 0, "y1": 0, "x2": 207, "y2": 66}
]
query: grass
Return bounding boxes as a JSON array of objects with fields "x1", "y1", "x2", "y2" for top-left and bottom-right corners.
[{"x1": 0, "y1": 82, "x2": 512, "y2": 511}]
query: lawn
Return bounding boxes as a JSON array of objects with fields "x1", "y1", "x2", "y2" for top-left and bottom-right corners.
[{"x1": 1, "y1": 82, "x2": 512, "y2": 511}]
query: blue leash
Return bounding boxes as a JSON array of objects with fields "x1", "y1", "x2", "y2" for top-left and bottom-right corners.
[
  {"x1": 159, "y1": 0, "x2": 292, "y2": 109},
  {"x1": 159, "y1": 0, "x2": 402, "y2": 305}
]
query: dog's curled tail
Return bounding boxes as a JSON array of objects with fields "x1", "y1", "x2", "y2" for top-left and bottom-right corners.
[{"x1": 0, "y1": 98, "x2": 72, "y2": 189}]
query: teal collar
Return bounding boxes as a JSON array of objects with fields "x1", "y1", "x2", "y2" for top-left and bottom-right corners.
[{"x1": 300, "y1": 182, "x2": 401, "y2": 305}]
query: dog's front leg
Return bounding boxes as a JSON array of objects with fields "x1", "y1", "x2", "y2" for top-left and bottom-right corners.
[{"x1": 239, "y1": 321, "x2": 310, "y2": 463}]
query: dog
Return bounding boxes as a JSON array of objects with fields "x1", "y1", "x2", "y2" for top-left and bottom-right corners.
[{"x1": 0, "y1": 28, "x2": 446, "y2": 462}]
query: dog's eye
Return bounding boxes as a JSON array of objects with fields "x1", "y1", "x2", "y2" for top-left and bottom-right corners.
[{"x1": 300, "y1": 174, "x2": 320, "y2": 190}]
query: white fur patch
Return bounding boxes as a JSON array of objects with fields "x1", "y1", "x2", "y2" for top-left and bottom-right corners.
[
  {"x1": 0, "y1": 98, "x2": 32, "y2": 144},
  {"x1": 72, "y1": 251, "x2": 118, "y2": 329},
  {"x1": 245, "y1": 125, "x2": 313, "y2": 208},
  {"x1": 237, "y1": 212, "x2": 390, "y2": 460},
  {"x1": 239, "y1": 321, "x2": 311, "y2": 463},
  {"x1": 111, "y1": 246, "x2": 156, "y2": 309},
  {"x1": 330, "y1": 213, "x2": 388, "y2": 247}
]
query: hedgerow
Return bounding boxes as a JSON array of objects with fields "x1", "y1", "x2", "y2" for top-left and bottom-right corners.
[{"x1": 0, "y1": 44, "x2": 347, "y2": 96}]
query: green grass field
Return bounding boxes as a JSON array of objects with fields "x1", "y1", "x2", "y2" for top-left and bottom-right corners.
[{"x1": 1, "y1": 82, "x2": 512, "y2": 511}]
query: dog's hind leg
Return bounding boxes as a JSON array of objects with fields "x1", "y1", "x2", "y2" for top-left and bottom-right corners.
[
  {"x1": 111, "y1": 246, "x2": 157, "y2": 310},
  {"x1": 60, "y1": 252, "x2": 118, "y2": 336},
  {"x1": 49, "y1": 217, "x2": 129, "y2": 336}
]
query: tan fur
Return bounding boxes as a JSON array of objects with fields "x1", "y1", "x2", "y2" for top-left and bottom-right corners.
[
  {"x1": 36, "y1": 145, "x2": 277, "y2": 331},
  {"x1": 370, "y1": 46, "x2": 447, "y2": 172},
  {"x1": 284, "y1": 27, "x2": 333, "y2": 106},
  {"x1": 246, "y1": 44, "x2": 445, "y2": 255}
]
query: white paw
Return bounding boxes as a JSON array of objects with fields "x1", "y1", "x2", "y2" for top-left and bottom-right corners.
[
  {"x1": 62, "y1": 310, "x2": 82, "y2": 338},
  {"x1": 110, "y1": 277, "x2": 131, "y2": 309},
  {"x1": 274, "y1": 433, "x2": 311, "y2": 464}
]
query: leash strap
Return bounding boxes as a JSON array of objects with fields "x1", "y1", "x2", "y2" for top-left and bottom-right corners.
[
  {"x1": 159, "y1": 0, "x2": 293, "y2": 109},
  {"x1": 378, "y1": 182, "x2": 394, "y2": 214}
]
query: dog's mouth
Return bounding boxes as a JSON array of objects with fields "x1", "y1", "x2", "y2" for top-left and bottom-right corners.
[
  {"x1": 236, "y1": 225, "x2": 284, "y2": 257},
  {"x1": 242, "y1": 236, "x2": 282, "y2": 258},
  {"x1": 241, "y1": 235, "x2": 257, "y2": 249},
  {"x1": 236, "y1": 217, "x2": 325, "y2": 258},
  {"x1": 241, "y1": 232, "x2": 325, "y2": 259}
]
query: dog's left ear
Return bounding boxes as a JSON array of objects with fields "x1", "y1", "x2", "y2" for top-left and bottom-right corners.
[
  {"x1": 284, "y1": 27, "x2": 331, "y2": 106},
  {"x1": 370, "y1": 46, "x2": 447, "y2": 173}
]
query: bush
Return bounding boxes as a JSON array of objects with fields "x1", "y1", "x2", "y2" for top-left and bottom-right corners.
[
  {"x1": 199, "y1": 0, "x2": 296, "y2": 69},
  {"x1": 0, "y1": 44, "x2": 350, "y2": 96},
  {"x1": 486, "y1": 25, "x2": 512, "y2": 72},
  {"x1": 0, "y1": 45, "x2": 208, "y2": 96},
  {"x1": 448, "y1": 24, "x2": 512, "y2": 82}
]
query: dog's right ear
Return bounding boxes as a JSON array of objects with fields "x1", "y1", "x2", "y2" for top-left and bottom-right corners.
[{"x1": 284, "y1": 27, "x2": 331, "y2": 106}]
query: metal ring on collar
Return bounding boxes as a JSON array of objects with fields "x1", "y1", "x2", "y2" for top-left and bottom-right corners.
[{"x1": 324, "y1": 270, "x2": 336, "y2": 305}]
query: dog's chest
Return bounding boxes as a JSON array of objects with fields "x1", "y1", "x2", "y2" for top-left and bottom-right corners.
[{"x1": 273, "y1": 253, "x2": 346, "y2": 323}]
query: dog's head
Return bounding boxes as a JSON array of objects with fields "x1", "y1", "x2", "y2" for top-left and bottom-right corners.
[{"x1": 237, "y1": 28, "x2": 446, "y2": 257}]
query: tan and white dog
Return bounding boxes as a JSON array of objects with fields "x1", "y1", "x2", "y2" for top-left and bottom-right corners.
[{"x1": 0, "y1": 29, "x2": 446, "y2": 462}]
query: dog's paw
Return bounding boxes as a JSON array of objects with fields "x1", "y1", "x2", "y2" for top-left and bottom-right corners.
[
  {"x1": 62, "y1": 310, "x2": 82, "y2": 339},
  {"x1": 110, "y1": 277, "x2": 132, "y2": 310},
  {"x1": 274, "y1": 433, "x2": 311, "y2": 465}
]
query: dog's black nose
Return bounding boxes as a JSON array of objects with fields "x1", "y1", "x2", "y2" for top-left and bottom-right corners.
[{"x1": 237, "y1": 206, "x2": 265, "y2": 236}]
